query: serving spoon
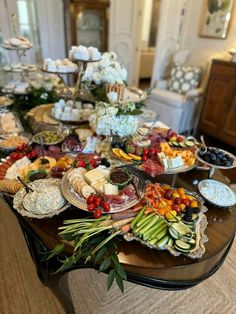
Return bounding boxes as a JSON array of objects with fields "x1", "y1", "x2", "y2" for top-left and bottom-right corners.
[{"x1": 17, "y1": 176, "x2": 34, "y2": 193}]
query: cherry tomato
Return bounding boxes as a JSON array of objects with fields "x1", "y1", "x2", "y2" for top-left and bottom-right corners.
[
  {"x1": 17, "y1": 152, "x2": 25, "y2": 159},
  {"x1": 177, "y1": 136, "x2": 184, "y2": 143},
  {"x1": 87, "y1": 203, "x2": 96, "y2": 211},
  {"x1": 93, "y1": 209, "x2": 102, "y2": 219},
  {"x1": 10, "y1": 152, "x2": 19, "y2": 160},
  {"x1": 31, "y1": 150, "x2": 38, "y2": 158},
  {"x1": 21, "y1": 143, "x2": 27, "y2": 149},
  {"x1": 102, "y1": 202, "x2": 110, "y2": 212},
  {"x1": 182, "y1": 199, "x2": 191, "y2": 207},
  {"x1": 77, "y1": 160, "x2": 87, "y2": 168},
  {"x1": 172, "y1": 204, "x2": 181, "y2": 214},
  {"x1": 140, "y1": 198, "x2": 147, "y2": 205},
  {"x1": 148, "y1": 148, "x2": 156, "y2": 157},
  {"x1": 142, "y1": 148, "x2": 149, "y2": 156},
  {"x1": 87, "y1": 195, "x2": 95, "y2": 205},
  {"x1": 90, "y1": 158, "x2": 97, "y2": 168},
  {"x1": 142, "y1": 155, "x2": 148, "y2": 162},
  {"x1": 95, "y1": 196, "x2": 102, "y2": 207},
  {"x1": 26, "y1": 152, "x2": 33, "y2": 159},
  {"x1": 174, "y1": 197, "x2": 182, "y2": 205},
  {"x1": 16, "y1": 145, "x2": 23, "y2": 151},
  {"x1": 164, "y1": 189, "x2": 173, "y2": 200}
]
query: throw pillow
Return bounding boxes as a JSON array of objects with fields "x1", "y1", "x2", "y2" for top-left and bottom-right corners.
[{"x1": 167, "y1": 64, "x2": 202, "y2": 95}]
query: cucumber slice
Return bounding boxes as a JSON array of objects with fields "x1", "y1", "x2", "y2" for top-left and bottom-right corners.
[
  {"x1": 179, "y1": 236, "x2": 196, "y2": 245},
  {"x1": 169, "y1": 227, "x2": 179, "y2": 239},
  {"x1": 175, "y1": 239, "x2": 191, "y2": 250},
  {"x1": 179, "y1": 142, "x2": 186, "y2": 148},
  {"x1": 174, "y1": 245, "x2": 191, "y2": 253},
  {"x1": 167, "y1": 237, "x2": 174, "y2": 247},
  {"x1": 185, "y1": 140, "x2": 195, "y2": 147},
  {"x1": 173, "y1": 141, "x2": 179, "y2": 146},
  {"x1": 171, "y1": 222, "x2": 192, "y2": 235},
  {"x1": 169, "y1": 141, "x2": 173, "y2": 146},
  {"x1": 182, "y1": 220, "x2": 194, "y2": 227},
  {"x1": 156, "y1": 235, "x2": 169, "y2": 248},
  {"x1": 192, "y1": 213, "x2": 198, "y2": 220}
]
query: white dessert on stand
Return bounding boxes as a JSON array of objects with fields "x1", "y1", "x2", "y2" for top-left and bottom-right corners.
[
  {"x1": 51, "y1": 99, "x2": 94, "y2": 122},
  {"x1": 43, "y1": 58, "x2": 78, "y2": 73},
  {"x1": 2, "y1": 36, "x2": 32, "y2": 49},
  {"x1": 69, "y1": 45, "x2": 101, "y2": 61}
]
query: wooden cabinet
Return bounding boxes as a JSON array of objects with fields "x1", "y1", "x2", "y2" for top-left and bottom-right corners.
[{"x1": 199, "y1": 60, "x2": 236, "y2": 147}]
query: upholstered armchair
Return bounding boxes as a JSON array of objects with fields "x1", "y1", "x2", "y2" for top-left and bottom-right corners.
[{"x1": 147, "y1": 49, "x2": 231, "y2": 134}]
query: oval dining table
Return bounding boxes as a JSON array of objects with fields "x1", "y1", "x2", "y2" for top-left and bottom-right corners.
[{"x1": 2, "y1": 168, "x2": 236, "y2": 314}]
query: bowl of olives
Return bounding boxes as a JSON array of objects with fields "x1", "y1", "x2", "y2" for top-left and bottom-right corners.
[
  {"x1": 195, "y1": 147, "x2": 236, "y2": 169},
  {"x1": 33, "y1": 131, "x2": 65, "y2": 145}
]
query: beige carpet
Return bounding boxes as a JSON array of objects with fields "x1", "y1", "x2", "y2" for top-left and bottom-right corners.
[{"x1": 0, "y1": 197, "x2": 236, "y2": 314}]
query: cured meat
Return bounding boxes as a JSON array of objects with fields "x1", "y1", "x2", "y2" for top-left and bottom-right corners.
[
  {"x1": 102, "y1": 193, "x2": 128, "y2": 205},
  {"x1": 122, "y1": 184, "x2": 136, "y2": 199},
  {"x1": 141, "y1": 159, "x2": 164, "y2": 177}
]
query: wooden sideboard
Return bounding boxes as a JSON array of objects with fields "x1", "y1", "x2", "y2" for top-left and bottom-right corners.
[{"x1": 199, "y1": 59, "x2": 236, "y2": 147}]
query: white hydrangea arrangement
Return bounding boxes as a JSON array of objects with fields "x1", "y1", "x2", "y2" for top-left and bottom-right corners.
[
  {"x1": 82, "y1": 52, "x2": 127, "y2": 85},
  {"x1": 89, "y1": 98, "x2": 139, "y2": 137}
]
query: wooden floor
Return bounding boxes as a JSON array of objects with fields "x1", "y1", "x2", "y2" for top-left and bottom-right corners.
[{"x1": 1, "y1": 196, "x2": 236, "y2": 314}]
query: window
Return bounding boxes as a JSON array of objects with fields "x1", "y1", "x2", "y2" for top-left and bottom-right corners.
[{"x1": 17, "y1": 0, "x2": 42, "y2": 63}]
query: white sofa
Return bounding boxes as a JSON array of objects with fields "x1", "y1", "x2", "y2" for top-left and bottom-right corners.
[{"x1": 147, "y1": 49, "x2": 231, "y2": 134}]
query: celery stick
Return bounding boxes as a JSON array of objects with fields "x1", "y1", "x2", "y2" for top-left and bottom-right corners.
[
  {"x1": 138, "y1": 216, "x2": 159, "y2": 236},
  {"x1": 148, "y1": 238, "x2": 158, "y2": 245},
  {"x1": 156, "y1": 235, "x2": 169, "y2": 248},
  {"x1": 144, "y1": 220, "x2": 166, "y2": 240},
  {"x1": 134, "y1": 214, "x2": 155, "y2": 233},
  {"x1": 155, "y1": 227, "x2": 168, "y2": 241},
  {"x1": 150, "y1": 223, "x2": 168, "y2": 239},
  {"x1": 130, "y1": 206, "x2": 146, "y2": 229},
  {"x1": 136, "y1": 213, "x2": 155, "y2": 227},
  {"x1": 167, "y1": 238, "x2": 174, "y2": 247}
]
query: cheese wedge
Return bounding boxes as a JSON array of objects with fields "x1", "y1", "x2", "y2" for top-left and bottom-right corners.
[
  {"x1": 84, "y1": 168, "x2": 105, "y2": 185},
  {"x1": 104, "y1": 183, "x2": 119, "y2": 195}
]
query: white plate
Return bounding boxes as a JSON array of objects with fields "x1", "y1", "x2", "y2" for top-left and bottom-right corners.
[{"x1": 198, "y1": 179, "x2": 236, "y2": 208}]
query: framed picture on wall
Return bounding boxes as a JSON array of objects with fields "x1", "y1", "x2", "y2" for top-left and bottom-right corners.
[{"x1": 199, "y1": 0, "x2": 234, "y2": 39}]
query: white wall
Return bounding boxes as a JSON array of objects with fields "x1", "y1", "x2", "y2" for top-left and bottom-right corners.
[
  {"x1": 181, "y1": 0, "x2": 236, "y2": 51},
  {"x1": 152, "y1": 0, "x2": 236, "y2": 86}
]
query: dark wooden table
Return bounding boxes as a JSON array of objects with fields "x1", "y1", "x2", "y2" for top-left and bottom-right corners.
[{"x1": 2, "y1": 168, "x2": 236, "y2": 314}]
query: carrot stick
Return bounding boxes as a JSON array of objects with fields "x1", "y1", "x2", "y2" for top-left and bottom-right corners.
[
  {"x1": 144, "y1": 207, "x2": 153, "y2": 214},
  {"x1": 120, "y1": 223, "x2": 131, "y2": 233},
  {"x1": 132, "y1": 204, "x2": 142, "y2": 212}
]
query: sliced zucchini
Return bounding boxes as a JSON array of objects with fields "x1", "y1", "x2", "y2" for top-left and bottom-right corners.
[{"x1": 175, "y1": 239, "x2": 192, "y2": 250}]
